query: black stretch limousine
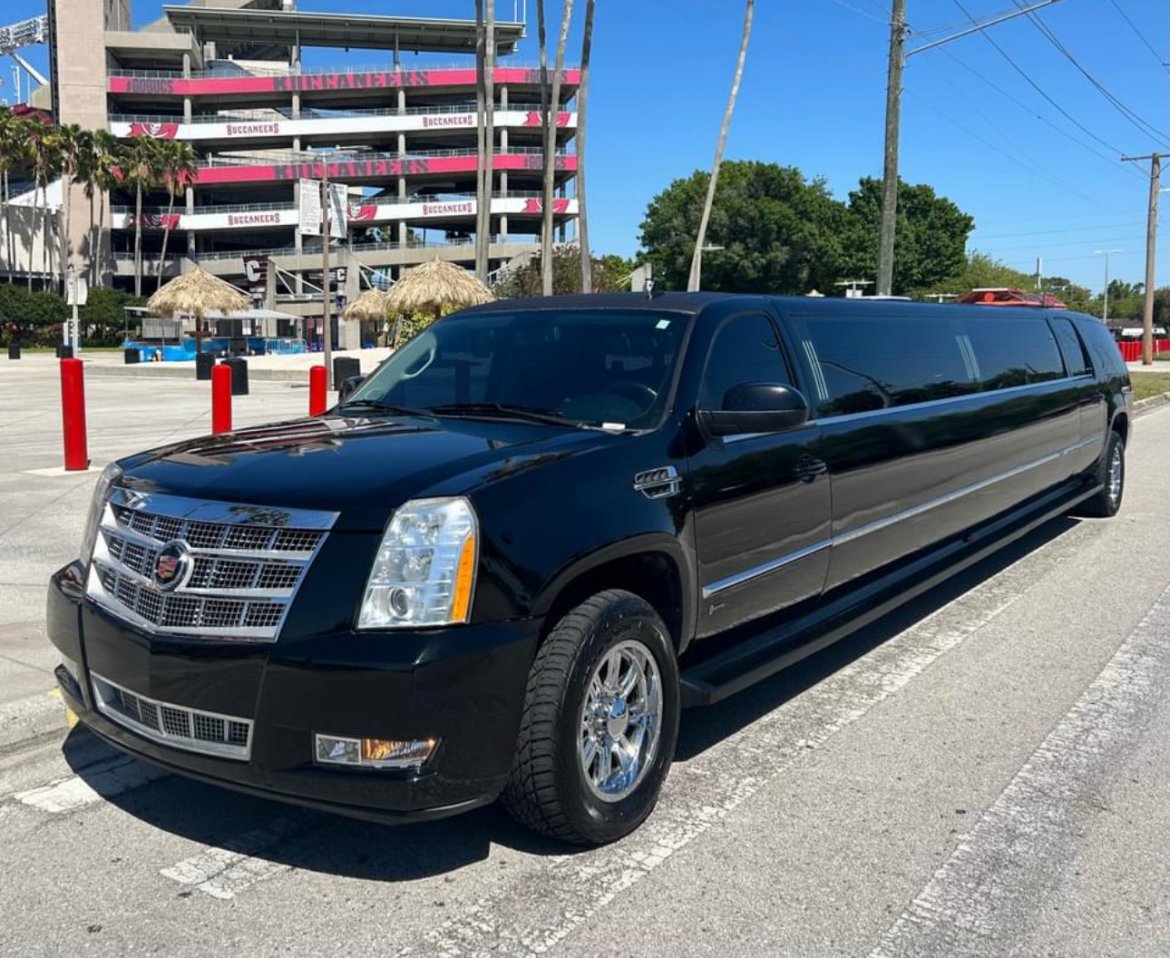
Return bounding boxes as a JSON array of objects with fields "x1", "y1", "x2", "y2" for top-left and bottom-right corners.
[{"x1": 48, "y1": 293, "x2": 1130, "y2": 844}]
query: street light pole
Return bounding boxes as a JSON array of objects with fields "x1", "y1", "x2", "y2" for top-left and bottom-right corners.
[
  {"x1": 875, "y1": 0, "x2": 1065, "y2": 296},
  {"x1": 1095, "y1": 249, "x2": 1122, "y2": 323},
  {"x1": 321, "y1": 163, "x2": 332, "y2": 391}
]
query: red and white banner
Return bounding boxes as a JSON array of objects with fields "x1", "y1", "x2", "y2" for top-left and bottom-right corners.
[
  {"x1": 111, "y1": 109, "x2": 577, "y2": 143},
  {"x1": 112, "y1": 196, "x2": 577, "y2": 232},
  {"x1": 109, "y1": 67, "x2": 581, "y2": 98}
]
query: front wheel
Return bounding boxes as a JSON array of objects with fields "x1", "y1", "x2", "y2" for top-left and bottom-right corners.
[
  {"x1": 501, "y1": 589, "x2": 680, "y2": 845},
  {"x1": 1076, "y1": 431, "x2": 1125, "y2": 518}
]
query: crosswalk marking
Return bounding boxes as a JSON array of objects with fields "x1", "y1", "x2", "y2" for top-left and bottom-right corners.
[
  {"x1": 160, "y1": 812, "x2": 318, "y2": 900},
  {"x1": 13, "y1": 754, "x2": 167, "y2": 813}
]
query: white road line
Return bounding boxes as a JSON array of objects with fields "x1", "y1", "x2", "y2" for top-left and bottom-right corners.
[
  {"x1": 160, "y1": 812, "x2": 316, "y2": 900},
  {"x1": 400, "y1": 525, "x2": 1090, "y2": 958},
  {"x1": 13, "y1": 754, "x2": 167, "y2": 814},
  {"x1": 867, "y1": 583, "x2": 1170, "y2": 958}
]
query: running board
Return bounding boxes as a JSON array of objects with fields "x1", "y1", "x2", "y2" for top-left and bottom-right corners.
[{"x1": 680, "y1": 479, "x2": 1100, "y2": 708}]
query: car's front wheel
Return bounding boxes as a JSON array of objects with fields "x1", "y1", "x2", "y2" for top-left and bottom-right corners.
[{"x1": 501, "y1": 589, "x2": 680, "y2": 845}]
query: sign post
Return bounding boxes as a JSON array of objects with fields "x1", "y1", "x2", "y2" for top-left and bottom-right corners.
[{"x1": 65, "y1": 268, "x2": 88, "y2": 354}]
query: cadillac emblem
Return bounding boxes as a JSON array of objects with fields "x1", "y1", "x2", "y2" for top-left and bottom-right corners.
[{"x1": 153, "y1": 541, "x2": 191, "y2": 591}]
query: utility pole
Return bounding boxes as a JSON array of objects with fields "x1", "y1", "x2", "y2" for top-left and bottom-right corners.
[
  {"x1": 875, "y1": 0, "x2": 1065, "y2": 296},
  {"x1": 876, "y1": 0, "x2": 907, "y2": 298},
  {"x1": 321, "y1": 164, "x2": 333, "y2": 391},
  {"x1": 1094, "y1": 248, "x2": 1122, "y2": 324},
  {"x1": 1122, "y1": 152, "x2": 1167, "y2": 366}
]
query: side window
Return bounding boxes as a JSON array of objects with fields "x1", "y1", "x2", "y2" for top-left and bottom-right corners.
[
  {"x1": 700, "y1": 314, "x2": 790, "y2": 409},
  {"x1": 963, "y1": 318, "x2": 1065, "y2": 390},
  {"x1": 801, "y1": 314, "x2": 974, "y2": 416},
  {"x1": 1050, "y1": 317, "x2": 1093, "y2": 377}
]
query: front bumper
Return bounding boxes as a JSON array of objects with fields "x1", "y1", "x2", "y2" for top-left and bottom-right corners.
[{"x1": 47, "y1": 561, "x2": 541, "y2": 824}]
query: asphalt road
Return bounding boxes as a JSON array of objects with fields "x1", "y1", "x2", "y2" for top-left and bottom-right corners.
[{"x1": 2, "y1": 397, "x2": 1169, "y2": 957}]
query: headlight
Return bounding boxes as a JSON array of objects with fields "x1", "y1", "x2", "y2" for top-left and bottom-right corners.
[
  {"x1": 81, "y1": 462, "x2": 122, "y2": 566},
  {"x1": 357, "y1": 497, "x2": 479, "y2": 630}
]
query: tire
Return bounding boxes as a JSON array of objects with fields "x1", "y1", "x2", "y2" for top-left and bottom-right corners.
[
  {"x1": 501, "y1": 589, "x2": 680, "y2": 845},
  {"x1": 1076, "y1": 430, "x2": 1125, "y2": 518}
]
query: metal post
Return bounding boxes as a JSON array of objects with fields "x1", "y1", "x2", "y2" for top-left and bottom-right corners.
[
  {"x1": 876, "y1": 0, "x2": 907, "y2": 298},
  {"x1": 1095, "y1": 249, "x2": 1122, "y2": 323},
  {"x1": 322, "y1": 165, "x2": 333, "y2": 391}
]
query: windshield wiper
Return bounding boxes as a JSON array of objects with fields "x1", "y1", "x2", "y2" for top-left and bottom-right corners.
[
  {"x1": 337, "y1": 398, "x2": 433, "y2": 417},
  {"x1": 425, "y1": 402, "x2": 581, "y2": 428}
]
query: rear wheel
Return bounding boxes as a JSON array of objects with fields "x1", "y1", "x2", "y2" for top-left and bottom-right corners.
[
  {"x1": 1077, "y1": 431, "x2": 1125, "y2": 518},
  {"x1": 501, "y1": 589, "x2": 680, "y2": 845}
]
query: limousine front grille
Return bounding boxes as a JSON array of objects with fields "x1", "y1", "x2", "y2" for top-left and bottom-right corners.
[
  {"x1": 91, "y1": 673, "x2": 253, "y2": 760},
  {"x1": 86, "y1": 489, "x2": 337, "y2": 642}
]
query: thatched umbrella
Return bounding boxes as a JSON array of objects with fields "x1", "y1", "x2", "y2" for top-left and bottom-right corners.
[
  {"x1": 385, "y1": 256, "x2": 494, "y2": 346},
  {"x1": 148, "y1": 267, "x2": 249, "y2": 353},
  {"x1": 342, "y1": 287, "x2": 389, "y2": 323}
]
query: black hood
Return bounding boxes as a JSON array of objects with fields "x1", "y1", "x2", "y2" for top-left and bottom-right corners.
[{"x1": 117, "y1": 414, "x2": 611, "y2": 531}]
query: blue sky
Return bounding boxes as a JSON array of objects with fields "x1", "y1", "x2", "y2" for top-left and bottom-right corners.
[{"x1": 5, "y1": 0, "x2": 1169, "y2": 291}]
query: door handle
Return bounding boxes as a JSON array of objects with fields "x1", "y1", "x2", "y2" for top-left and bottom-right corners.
[{"x1": 795, "y1": 456, "x2": 827, "y2": 482}]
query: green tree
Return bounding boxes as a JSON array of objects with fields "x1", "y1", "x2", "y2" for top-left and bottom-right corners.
[
  {"x1": 495, "y1": 246, "x2": 634, "y2": 298},
  {"x1": 842, "y1": 177, "x2": 973, "y2": 294},
  {"x1": 576, "y1": 0, "x2": 596, "y2": 294},
  {"x1": 639, "y1": 161, "x2": 849, "y2": 294},
  {"x1": 1041, "y1": 275, "x2": 1093, "y2": 314},
  {"x1": 27, "y1": 120, "x2": 63, "y2": 291},
  {"x1": 57, "y1": 124, "x2": 92, "y2": 296},
  {"x1": 83, "y1": 131, "x2": 123, "y2": 285},
  {"x1": 0, "y1": 108, "x2": 34, "y2": 282}
]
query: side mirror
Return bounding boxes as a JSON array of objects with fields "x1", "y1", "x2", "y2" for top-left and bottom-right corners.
[
  {"x1": 338, "y1": 375, "x2": 365, "y2": 403},
  {"x1": 699, "y1": 383, "x2": 810, "y2": 437}
]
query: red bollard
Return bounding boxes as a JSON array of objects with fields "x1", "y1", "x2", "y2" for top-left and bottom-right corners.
[
  {"x1": 309, "y1": 364, "x2": 327, "y2": 416},
  {"x1": 60, "y1": 358, "x2": 89, "y2": 471},
  {"x1": 211, "y1": 363, "x2": 233, "y2": 434}
]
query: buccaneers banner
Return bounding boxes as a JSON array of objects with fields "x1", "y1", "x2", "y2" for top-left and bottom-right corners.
[
  {"x1": 110, "y1": 67, "x2": 581, "y2": 97},
  {"x1": 195, "y1": 152, "x2": 578, "y2": 186}
]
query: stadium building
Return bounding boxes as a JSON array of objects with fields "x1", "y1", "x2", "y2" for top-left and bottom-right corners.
[{"x1": 12, "y1": 0, "x2": 579, "y2": 343}]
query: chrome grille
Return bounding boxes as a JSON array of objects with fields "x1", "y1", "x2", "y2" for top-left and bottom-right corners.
[
  {"x1": 92, "y1": 672, "x2": 253, "y2": 760},
  {"x1": 87, "y1": 489, "x2": 337, "y2": 642}
]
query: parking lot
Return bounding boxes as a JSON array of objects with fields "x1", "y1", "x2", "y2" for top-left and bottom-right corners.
[{"x1": 2, "y1": 357, "x2": 1169, "y2": 957}]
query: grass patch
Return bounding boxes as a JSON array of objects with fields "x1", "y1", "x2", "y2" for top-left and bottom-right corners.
[{"x1": 1129, "y1": 371, "x2": 1170, "y2": 401}]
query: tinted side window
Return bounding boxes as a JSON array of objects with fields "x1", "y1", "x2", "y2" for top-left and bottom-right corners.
[
  {"x1": 962, "y1": 318, "x2": 1065, "y2": 390},
  {"x1": 700, "y1": 314, "x2": 790, "y2": 409},
  {"x1": 1050, "y1": 318, "x2": 1092, "y2": 377},
  {"x1": 801, "y1": 314, "x2": 974, "y2": 416}
]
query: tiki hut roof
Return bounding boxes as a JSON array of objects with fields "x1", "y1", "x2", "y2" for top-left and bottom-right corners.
[
  {"x1": 385, "y1": 256, "x2": 495, "y2": 317},
  {"x1": 147, "y1": 267, "x2": 249, "y2": 320},
  {"x1": 342, "y1": 287, "x2": 389, "y2": 323}
]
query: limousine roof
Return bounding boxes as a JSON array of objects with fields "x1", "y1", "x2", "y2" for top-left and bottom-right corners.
[{"x1": 459, "y1": 292, "x2": 1092, "y2": 321}]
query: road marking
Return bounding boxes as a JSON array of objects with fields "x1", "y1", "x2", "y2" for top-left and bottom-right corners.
[
  {"x1": 867, "y1": 583, "x2": 1170, "y2": 958},
  {"x1": 160, "y1": 811, "x2": 317, "y2": 900},
  {"x1": 399, "y1": 525, "x2": 1091, "y2": 958},
  {"x1": 13, "y1": 754, "x2": 167, "y2": 814}
]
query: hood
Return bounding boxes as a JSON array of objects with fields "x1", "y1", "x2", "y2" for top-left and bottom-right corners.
[{"x1": 117, "y1": 414, "x2": 611, "y2": 531}]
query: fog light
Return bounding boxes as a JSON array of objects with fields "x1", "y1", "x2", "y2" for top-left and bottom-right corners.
[{"x1": 314, "y1": 734, "x2": 438, "y2": 769}]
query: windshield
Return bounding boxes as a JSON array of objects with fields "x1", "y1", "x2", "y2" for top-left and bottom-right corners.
[{"x1": 345, "y1": 308, "x2": 690, "y2": 429}]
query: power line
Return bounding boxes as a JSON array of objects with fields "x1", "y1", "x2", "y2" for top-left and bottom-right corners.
[
  {"x1": 950, "y1": 0, "x2": 1139, "y2": 163},
  {"x1": 939, "y1": 47, "x2": 1145, "y2": 180},
  {"x1": 1014, "y1": 1, "x2": 1170, "y2": 148},
  {"x1": 1107, "y1": 0, "x2": 1166, "y2": 68}
]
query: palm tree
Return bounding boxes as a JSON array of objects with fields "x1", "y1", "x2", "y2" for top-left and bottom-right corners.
[
  {"x1": 156, "y1": 140, "x2": 198, "y2": 283},
  {"x1": 123, "y1": 135, "x2": 163, "y2": 297},
  {"x1": 27, "y1": 121, "x2": 63, "y2": 292},
  {"x1": 57, "y1": 124, "x2": 91, "y2": 297},
  {"x1": 535, "y1": 0, "x2": 550, "y2": 292},
  {"x1": 688, "y1": 0, "x2": 754, "y2": 292},
  {"x1": 0, "y1": 108, "x2": 30, "y2": 283},
  {"x1": 576, "y1": 0, "x2": 596, "y2": 294},
  {"x1": 474, "y1": 0, "x2": 487, "y2": 281},
  {"x1": 541, "y1": 0, "x2": 574, "y2": 296},
  {"x1": 83, "y1": 131, "x2": 122, "y2": 286}
]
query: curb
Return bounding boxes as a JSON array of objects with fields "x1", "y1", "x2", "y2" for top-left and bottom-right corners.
[
  {"x1": 0, "y1": 688, "x2": 71, "y2": 756},
  {"x1": 1133, "y1": 392, "x2": 1170, "y2": 418}
]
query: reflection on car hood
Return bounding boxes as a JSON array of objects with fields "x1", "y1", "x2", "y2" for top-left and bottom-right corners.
[{"x1": 116, "y1": 413, "x2": 610, "y2": 531}]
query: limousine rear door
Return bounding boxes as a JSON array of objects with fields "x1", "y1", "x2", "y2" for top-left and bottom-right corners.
[{"x1": 689, "y1": 312, "x2": 831, "y2": 639}]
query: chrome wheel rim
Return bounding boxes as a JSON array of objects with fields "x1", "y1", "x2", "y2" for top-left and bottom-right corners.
[
  {"x1": 1108, "y1": 445, "x2": 1123, "y2": 506},
  {"x1": 579, "y1": 639, "x2": 663, "y2": 803}
]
